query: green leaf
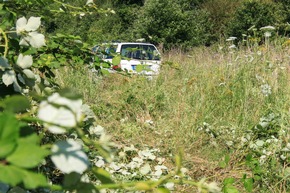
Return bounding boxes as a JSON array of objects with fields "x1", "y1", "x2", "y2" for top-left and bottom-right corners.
[
  {"x1": 63, "y1": 172, "x2": 81, "y2": 188},
  {"x1": 3, "y1": 95, "x2": 30, "y2": 113},
  {"x1": 218, "y1": 161, "x2": 227, "y2": 168},
  {"x1": 219, "y1": 154, "x2": 230, "y2": 168},
  {"x1": 175, "y1": 150, "x2": 182, "y2": 172},
  {"x1": 7, "y1": 136, "x2": 50, "y2": 168},
  {"x1": 0, "y1": 113, "x2": 20, "y2": 158},
  {"x1": 224, "y1": 154, "x2": 230, "y2": 165},
  {"x1": 76, "y1": 182, "x2": 98, "y2": 193},
  {"x1": 22, "y1": 170, "x2": 48, "y2": 189},
  {"x1": 136, "y1": 65, "x2": 144, "y2": 73},
  {"x1": 112, "y1": 55, "x2": 121, "y2": 66},
  {"x1": 100, "y1": 68, "x2": 110, "y2": 75},
  {"x1": 223, "y1": 178, "x2": 235, "y2": 185},
  {"x1": 0, "y1": 165, "x2": 24, "y2": 186},
  {"x1": 92, "y1": 167, "x2": 114, "y2": 184},
  {"x1": 243, "y1": 178, "x2": 253, "y2": 192},
  {"x1": 155, "y1": 187, "x2": 170, "y2": 193},
  {"x1": 223, "y1": 185, "x2": 239, "y2": 193}
]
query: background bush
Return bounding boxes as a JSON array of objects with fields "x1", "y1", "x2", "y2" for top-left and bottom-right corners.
[
  {"x1": 133, "y1": 0, "x2": 213, "y2": 49},
  {"x1": 18, "y1": 0, "x2": 290, "y2": 49},
  {"x1": 226, "y1": 1, "x2": 286, "y2": 40}
]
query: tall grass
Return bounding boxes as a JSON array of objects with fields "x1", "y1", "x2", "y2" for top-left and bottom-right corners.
[{"x1": 55, "y1": 42, "x2": 290, "y2": 192}]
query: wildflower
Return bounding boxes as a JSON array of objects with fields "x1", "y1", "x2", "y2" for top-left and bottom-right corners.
[
  {"x1": 248, "y1": 25, "x2": 256, "y2": 31},
  {"x1": 16, "y1": 17, "x2": 41, "y2": 34},
  {"x1": 140, "y1": 163, "x2": 151, "y2": 175},
  {"x1": 81, "y1": 104, "x2": 95, "y2": 121},
  {"x1": 89, "y1": 125, "x2": 105, "y2": 136},
  {"x1": 206, "y1": 182, "x2": 222, "y2": 193},
  {"x1": 95, "y1": 158, "x2": 105, "y2": 167},
  {"x1": 2, "y1": 70, "x2": 22, "y2": 92},
  {"x1": 229, "y1": 44, "x2": 236, "y2": 49},
  {"x1": 280, "y1": 154, "x2": 287, "y2": 160},
  {"x1": 260, "y1": 26, "x2": 275, "y2": 31},
  {"x1": 51, "y1": 139, "x2": 89, "y2": 174},
  {"x1": 226, "y1": 37, "x2": 237, "y2": 41},
  {"x1": 22, "y1": 69, "x2": 36, "y2": 79},
  {"x1": 16, "y1": 54, "x2": 33, "y2": 69},
  {"x1": 16, "y1": 16, "x2": 45, "y2": 48},
  {"x1": 260, "y1": 84, "x2": 271, "y2": 96},
  {"x1": 164, "y1": 182, "x2": 175, "y2": 190},
  {"x1": 264, "y1": 31, "x2": 272, "y2": 37},
  {"x1": 138, "y1": 150, "x2": 156, "y2": 160},
  {"x1": 86, "y1": 0, "x2": 94, "y2": 6},
  {"x1": 37, "y1": 93, "x2": 83, "y2": 134},
  {"x1": 226, "y1": 141, "x2": 233, "y2": 146}
]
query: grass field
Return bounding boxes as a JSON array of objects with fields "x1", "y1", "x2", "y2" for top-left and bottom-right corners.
[{"x1": 56, "y1": 42, "x2": 290, "y2": 192}]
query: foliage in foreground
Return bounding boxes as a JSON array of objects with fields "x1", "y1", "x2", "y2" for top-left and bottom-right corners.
[{"x1": 0, "y1": 0, "x2": 223, "y2": 193}]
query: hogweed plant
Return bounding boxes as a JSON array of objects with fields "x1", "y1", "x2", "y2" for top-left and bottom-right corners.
[{"x1": 0, "y1": 1, "x2": 222, "y2": 193}]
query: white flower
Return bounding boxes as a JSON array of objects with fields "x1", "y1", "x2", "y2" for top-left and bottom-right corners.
[
  {"x1": 37, "y1": 93, "x2": 83, "y2": 134},
  {"x1": 89, "y1": 125, "x2": 104, "y2": 136},
  {"x1": 153, "y1": 169, "x2": 163, "y2": 178},
  {"x1": 260, "y1": 26, "x2": 275, "y2": 31},
  {"x1": 2, "y1": 70, "x2": 22, "y2": 92},
  {"x1": 261, "y1": 84, "x2": 271, "y2": 96},
  {"x1": 139, "y1": 163, "x2": 151, "y2": 175},
  {"x1": 51, "y1": 139, "x2": 89, "y2": 174},
  {"x1": 95, "y1": 159, "x2": 105, "y2": 168},
  {"x1": 17, "y1": 54, "x2": 33, "y2": 69},
  {"x1": 154, "y1": 165, "x2": 168, "y2": 171},
  {"x1": 2, "y1": 70, "x2": 15, "y2": 86},
  {"x1": 164, "y1": 182, "x2": 175, "y2": 190},
  {"x1": 229, "y1": 44, "x2": 236, "y2": 49},
  {"x1": 255, "y1": 140, "x2": 264, "y2": 147},
  {"x1": 226, "y1": 141, "x2": 233, "y2": 146},
  {"x1": 280, "y1": 155, "x2": 287, "y2": 160},
  {"x1": 207, "y1": 182, "x2": 222, "y2": 193},
  {"x1": 264, "y1": 31, "x2": 272, "y2": 37},
  {"x1": 22, "y1": 69, "x2": 36, "y2": 79},
  {"x1": 16, "y1": 16, "x2": 41, "y2": 34},
  {"x1": 16, "y1": 16, "x2": 46, "y2": 48},
  {"x1": 86, "y1": 0, "x2": 94, "y2": 6},
  {"x1": 19, "y1": 32, "x2": 46, "y2": 48},
  {"x1": 138, "y1": 150, "x2": 156, "y2": 160},
  {"x1": 226, "y1": 37, "x2": 237, "y2": 41}
]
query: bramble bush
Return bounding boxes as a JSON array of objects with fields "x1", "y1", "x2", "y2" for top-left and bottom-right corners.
[{"x1": 0, "y1": 0, "x2": 223, "y2": 193}]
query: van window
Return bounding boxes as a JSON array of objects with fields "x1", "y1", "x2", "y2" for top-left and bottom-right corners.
[{"x1": 120, "y1": 44, "x2": 160, "y2": 60}]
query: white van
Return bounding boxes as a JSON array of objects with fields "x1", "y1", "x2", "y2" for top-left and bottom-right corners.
[{"x1": 92, "y1": 42, "x2": 161, "y2": 75}]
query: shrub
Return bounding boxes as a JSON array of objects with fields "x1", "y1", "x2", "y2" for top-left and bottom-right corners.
[
  {"x1": 226, "y1": 0, "x2": 286, "y2": 41},
  {"x1": 133, "y1": 0, "x2": 213, "y2": 49}
]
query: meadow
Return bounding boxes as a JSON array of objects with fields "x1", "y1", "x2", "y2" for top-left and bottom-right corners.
[{"x1": 55, "y1": 39, "x2": 290, "y2": 192}]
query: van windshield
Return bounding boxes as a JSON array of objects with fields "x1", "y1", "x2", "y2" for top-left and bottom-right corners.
[{"x1": 120, "y1": 44, "x2": 160, "y2": 60}]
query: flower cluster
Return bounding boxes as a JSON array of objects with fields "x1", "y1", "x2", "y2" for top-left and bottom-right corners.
[
  {"x1": 90, "y1": 145, "x2": 190, "y2": 192},
  {"x1": 0, "y1": 54, "x2": 37, "y2": 92},
  {"x1": 16, "y1": 16, "x2": 46, "y2": 48},
  {"x1": 0, "y1": 16, "x2": 46, "y2": 93}
]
